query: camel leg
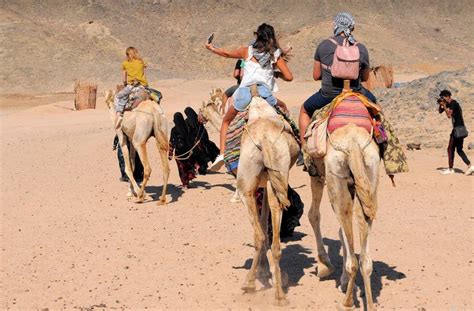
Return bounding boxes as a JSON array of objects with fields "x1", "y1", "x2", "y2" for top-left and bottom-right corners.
[
  {"x1": 308, "y1": 175, "x2": 334, "y2": 278},
  {"x1": 339, "y1": 228, "x2": 349, "y2": 292},
  {"x1": 256, "y1": 188, "x2": 271, "y2": 286},
  {"x1": 267, "y1": 184, "x2": 287, "y2": 306},
  {"x1": 355, "y1": 197, "x2": 376, "y2": 310},
  {"x1": 240, "y1": 180, "x2": 265, "y2": 293},
  {"x1": 156, "y1": 144, "x2": 170, "y2": 205},
  {"x1": 327, "y1": 174, "x2": 357, "y2": 311},
  {"x1": 133, "y1": 142, "x2": 151, "y2": 203},
  {"x1": 120, "y1": 136, "x2": 140, "y2": 197}
]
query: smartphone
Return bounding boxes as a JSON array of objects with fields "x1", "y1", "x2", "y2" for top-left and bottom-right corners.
[{"x1": 207, "y1": 33, "x2": 214, "y2": 44}]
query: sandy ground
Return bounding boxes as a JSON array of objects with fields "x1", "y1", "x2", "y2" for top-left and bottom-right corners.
[{"x1": 1, "y1": 79, "x2": 473, "y2": 310}]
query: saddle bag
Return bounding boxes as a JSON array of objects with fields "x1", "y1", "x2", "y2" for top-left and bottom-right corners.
[{"x1": 305, "y1": 118, "x2": 328, "y2": 158}]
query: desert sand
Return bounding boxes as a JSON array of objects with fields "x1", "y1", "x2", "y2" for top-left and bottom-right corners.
[{"x1": 1, "y1": 78, "x2": 473, "y2": 310}]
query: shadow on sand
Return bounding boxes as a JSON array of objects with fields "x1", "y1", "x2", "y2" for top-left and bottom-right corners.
[{"x1": 314, "y1": 238, "x2": 406, "y2": 308}]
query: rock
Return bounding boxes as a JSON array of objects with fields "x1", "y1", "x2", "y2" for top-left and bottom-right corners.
[
  {"x1": 407, "y1": 143, "x2": 421, "y2": 150},
  {"x1": 468, "y1": 142, "x2": 474, "y2": 150}
]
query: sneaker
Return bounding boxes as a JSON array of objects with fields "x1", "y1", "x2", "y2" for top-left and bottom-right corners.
[
  {"x1": 209, "y1": 154, "x2": 224, "y2": 171},
  {"x1": 465, "y1": 166, "x2": 474, "y2": 176},
  {"x1": 440, "y1": 168, "x2": 454, "y2": 175}
]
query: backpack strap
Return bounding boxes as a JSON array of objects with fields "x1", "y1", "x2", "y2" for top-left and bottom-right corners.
[{"x1": 328, "y1": 38, "x2": 339, "y2": 46}]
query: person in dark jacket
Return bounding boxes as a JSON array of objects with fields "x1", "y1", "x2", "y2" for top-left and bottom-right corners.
[
  {"x1": 438, "y1": 90, "x2": 473, "y2": 175},
  {"x1": 113, "y1": 135, "x2": 144, "y2": 182}
]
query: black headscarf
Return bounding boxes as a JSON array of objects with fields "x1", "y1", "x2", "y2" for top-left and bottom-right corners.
[
  {"x1": 183, "y1": 107, "x2": 219, "y2": 170},
  {"x1": 170, "y1": 112, "x2": 193, "y2": 154}
]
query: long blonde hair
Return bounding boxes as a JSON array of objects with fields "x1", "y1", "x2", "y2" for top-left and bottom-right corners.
[{"x1": 125, "y1": 46, "x2": 144, "y2": 63}]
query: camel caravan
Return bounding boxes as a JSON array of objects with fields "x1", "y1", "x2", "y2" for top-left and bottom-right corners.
[{"x1": 107, "y1": 12, "x2": 408, "y2": 310}]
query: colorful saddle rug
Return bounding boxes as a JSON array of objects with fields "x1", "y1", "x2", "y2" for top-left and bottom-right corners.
[
  {"x1": 223, "y1": 110, "x2": 249, "y2": 173},
  {"x1": 327, "y1": 95, "x2": 373, "y2": 134}
]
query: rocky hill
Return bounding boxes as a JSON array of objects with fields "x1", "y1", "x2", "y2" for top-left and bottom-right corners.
[
  {"x1": 375, "y1": 66, "x2": 473, "y2": 148},
  {"x1": 2, "y1": 0, "x2": 474, "y2": 94}
]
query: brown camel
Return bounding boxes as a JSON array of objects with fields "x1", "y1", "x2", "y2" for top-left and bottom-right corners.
[
  {"x1": 105, "y1": 90, "x2": 170, "y2": 205},
  {"x1": 236, "y1": 96, "x2": 300, "y2": 305},
  {"x1": 308, "y1": 122, "x2": 380, "y2": 310},
  {"x1": 362, "y1": 65, "x2": 394, "y2": 91}
]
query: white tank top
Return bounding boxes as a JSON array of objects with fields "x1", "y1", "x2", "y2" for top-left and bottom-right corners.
[{"x1": 240, "y1": 46, "x2": 281, "y2": 92}]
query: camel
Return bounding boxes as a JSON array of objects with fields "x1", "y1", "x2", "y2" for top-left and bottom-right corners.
[
  {"x1": 307, "y1": 93, "x2": 380, "y2": 310},
  {"x1": 199, "y1": 98, "x2": 223, "y2": 131},
  {"x1": 236, "y1": 94, "x2": 300, "y2": 305},
  {"x1": 362, "y1": 65, "x2": 394, "y2": 91},
  {"x1": 105, "y1": 90, "x2": 170, "y2": 205}
]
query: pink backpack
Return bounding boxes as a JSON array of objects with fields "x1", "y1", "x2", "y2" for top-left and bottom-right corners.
[{"x1": 323, "y1": 38, "x2": 360, "y2": 80}]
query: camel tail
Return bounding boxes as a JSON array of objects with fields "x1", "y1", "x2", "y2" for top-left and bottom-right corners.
[
  {"x1": 153, "y1": 110, "x2": 169, "y2": 151},
  {"x1": 348, "y1": 139, "x2": 377, "y2": 220},
  {"x1": 262, "y1": 138, "x2": 290, "y2": 209}
]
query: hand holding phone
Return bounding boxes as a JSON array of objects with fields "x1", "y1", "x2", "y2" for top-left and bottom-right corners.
[{"x1": 207, "y1": 33, "x2": 215, "y2": 44}]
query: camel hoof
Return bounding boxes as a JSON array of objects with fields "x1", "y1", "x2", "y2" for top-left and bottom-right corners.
[
  {"x1": 316, "y1": 262, "x2": 335, "y2": 279},
  {"x1": 126, "y1": 190, "x2": 134, "y2": 198},
  {"x1": 274, "y1": 297, "x2": 289, "y2": 307},
  {"x1": 230, "y1": 192, "x2": 241, "y2": 203},
  {"x1": 241, "y1": 281, "x2": 256, "y2": 293},
  {"x1": 156, "y1": 200, "x2": 167, "y2": 206},
  {"x1": 337, "y1": 303, "x2": 355, "y2": 311}
]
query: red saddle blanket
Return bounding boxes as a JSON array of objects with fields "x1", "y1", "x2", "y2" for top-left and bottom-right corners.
[{"x1": 327, "y1": 95, "x2": 372, "y2": 134}]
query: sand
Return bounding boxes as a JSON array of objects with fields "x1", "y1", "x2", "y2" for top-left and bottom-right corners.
[{"x1": 1, "y1": 79, "x2": 473, "y2": 310}]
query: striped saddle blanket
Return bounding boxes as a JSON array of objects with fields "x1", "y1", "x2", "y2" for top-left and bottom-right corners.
[
  {"x1": 327, "y1": 95, "x2": 372, "y2": 134},
  {"x1": 223, "y1": 110, "x2": 249, "y2": 173}
]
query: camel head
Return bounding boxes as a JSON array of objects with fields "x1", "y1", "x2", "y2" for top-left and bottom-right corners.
[
  {"x1": 199, "y1": 100, "x2": 218, "y2": 123},
  {"x1": 105, "y1": 89, "x2": 115, "y2": 109},
  {"x1": 210, "y1": 87, "x2": 223, "y2": 102}
]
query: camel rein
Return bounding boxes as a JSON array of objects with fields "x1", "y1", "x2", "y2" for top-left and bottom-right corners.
[{"x1": 171, "y1": 127, "x2": 205, "y2": 161}]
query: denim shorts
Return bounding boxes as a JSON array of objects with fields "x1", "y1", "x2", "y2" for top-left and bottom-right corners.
[{"x1": 233, "y1": 85, "x2": 277, "y2": 112}]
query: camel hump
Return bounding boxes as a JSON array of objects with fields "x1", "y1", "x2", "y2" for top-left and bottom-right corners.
[{"x1": 247, "y1": 97, "x2": 280, "y2": 125}]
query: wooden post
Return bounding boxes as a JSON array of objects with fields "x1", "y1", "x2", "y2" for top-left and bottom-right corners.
[{"x1": 74, "y1": 81, "x2": 98, "y2": 110}]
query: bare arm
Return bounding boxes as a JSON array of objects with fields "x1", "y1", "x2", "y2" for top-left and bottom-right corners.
[
  {"x1": 275, "y1": 57, "x2": 293, "y2": 82},
  {"x1": 446, "y1": 108, "x2": 453, "y2": 118},
  {"x1": 121, "y1": 70, "x2": 127, "y2": 85},
  {"x1": 233, "y1": 68, "x2": 241, "y2": 79},
  {"x1": 313, "y1": 61, "x2": 321, "y2": 81},
  {"x1": 205, "y1": 44, "x2": 248, "y2": 59}
]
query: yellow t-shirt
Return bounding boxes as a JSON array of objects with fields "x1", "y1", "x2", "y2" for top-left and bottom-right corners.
[{"x1": 122, "y1": 59, "x2": 148, "y2": 86}]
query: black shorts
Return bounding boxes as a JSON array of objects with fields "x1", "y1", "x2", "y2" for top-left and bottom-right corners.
[{"x1": 224, "y1": 85, "x2": 239, "y2": 98}]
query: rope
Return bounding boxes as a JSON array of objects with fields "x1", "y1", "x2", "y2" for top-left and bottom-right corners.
[{"x1": 172, "y1": 127, "x2": 205, "y2": 161}]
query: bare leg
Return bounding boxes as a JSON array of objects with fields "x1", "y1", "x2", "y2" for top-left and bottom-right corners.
[
  {"x1": 308, "y1": 176, "x2": 334, "y2": 278},
  {"x1": 267, "y1": 184, "x2": 287, "y2": 306},
  {"x1": 219, "y1": 105, "x2": 238, "y2": 154},
  {"x1": 299, "y1": 105, "x2": 312, "y2": 144}
]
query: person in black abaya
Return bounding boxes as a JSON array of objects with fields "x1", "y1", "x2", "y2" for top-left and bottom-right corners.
[
  {"x1": 169, "y1": 112, "x2": 197, "y2": 188},
  {"x1": 184, "y1": 107, "x2": 220, "y2": 174}
]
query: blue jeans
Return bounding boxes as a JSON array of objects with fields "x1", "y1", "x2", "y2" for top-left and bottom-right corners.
[
  {"x1": 303, "y1": 87, "x2": 377, "y2": 116},
  {"x1": 233, "y1": 85, "x2": 277, "y2": 112}
]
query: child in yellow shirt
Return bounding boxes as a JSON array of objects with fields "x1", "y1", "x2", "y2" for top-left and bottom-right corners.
[{"x1": 114, "y1": 47, "x2": 148, "y2": 127}]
